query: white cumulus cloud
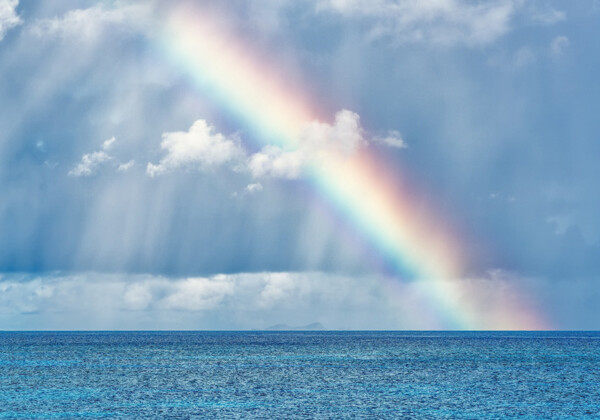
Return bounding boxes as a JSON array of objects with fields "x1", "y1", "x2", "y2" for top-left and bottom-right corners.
[
  {"x1": 373, "y1": 130, "x2": 407, "y2": 149},
  {"x1": 147, "y1": 120, "x2": 244, "y2": 177},
  {"x1": 244, "y1": 183, "x2": 263, "y2": 193},
  {"x1": 301, "y1": 108, "x2": 365, "y2": 155},
  {"x1": 117, "y1": 160, "x2": 135, "y2": 172},
  {"x1": 248, "y1": 146, "x2": 304, "y2": 179},
  {"x1": 102, "y1": 136, "x2": 116, "y2": 151},
  {"x1": 146, "y1": 110, "x2": 402, "y2": 181},
  {"x1": 248, "y1": 109, "x2": 366, "y2": 179},
  {"x1": 69, "y1": 137, "x2": 133, "y2": 176},
  {"x1": 68, "y1": 150, "x2": 112, "y2": 177}
]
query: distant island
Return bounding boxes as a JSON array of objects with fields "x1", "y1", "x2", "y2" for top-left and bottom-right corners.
[{"x1": 265, "y1": 322, "x2": 325, "y2": 331}]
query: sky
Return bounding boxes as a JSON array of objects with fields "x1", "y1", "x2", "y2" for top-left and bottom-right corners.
[{"x1": 1, "y1": 0, "x2": 599, "y2": 330}]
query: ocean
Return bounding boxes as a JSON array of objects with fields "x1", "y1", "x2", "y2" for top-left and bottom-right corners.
[{"x1": 1, "y1": 331, "x2": 599, "y2": 418}]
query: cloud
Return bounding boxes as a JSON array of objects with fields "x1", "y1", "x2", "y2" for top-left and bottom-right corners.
[
  {"x1": 68, "y1": 137, "x2": 133, "y2": 176},
  {"x1": 247, "y1": 147, "x2": 304, "y2": 179},
  {"x1": 373, "y1": 130, "x2": 406, "y2": 148},
  {"x1": 244, "y1": 183, "x2": 263, "y2": 193},
  {"x1": 315, "y1": 0, "x2": 516, "y2": 47},
  {"x1": 102, "y1": 136, "x2": 116, "y2": 151},
  {"x1": 0, "y1": 0, "x2": 21, "y2": 41},
  {"x1": 531, "y1": 8, "x2": 566, "y2": 25},
  {"x1": 159, "y1": 277, "x2": 235, "y2": 311},
  {"x1": 146, "y1": 120, "x2": 244, "y2": 177},
  {"x1": 257, "y1": 272, "x2": 297, "y2": 308},
  {"x1": 117, "y1": 160, "x2": 135, "y2": 172},
  {"x1": 248, "y1": 109, "x2": 366, "y2": 179},
  {"x1": 0, "y1": 271, "x2": 410, "y2": 328},
  {"x1": 147, "y1": 110, "x2": 370, "y2": 180},
  {"x1": 301, "y1": 108, "x2": 366, "y2": 155},
  {"x1": 0, "y1": 270, "x2": 563, "y2": 329},
  {"x1": 513, "y1": 46, "x2": 536, "y2": 67},
  {"x1": 232, "y1": 182, "x2": 264, "y2": 198},
  {"x1": 29, "y1": 3, "x2": 151, "y2": 43},
  {"x1": 123, "y1": 276, "x2": 235, "y2": 311},
  {"x1": 122, "y1": 282, "x2": 153, "y2": 311},
  {"x1": 68, "y1": 150, "x2": 112, "y2": 177},
  {"x1": 551, "y1": 36, "x2": 569, "y2": 56}
]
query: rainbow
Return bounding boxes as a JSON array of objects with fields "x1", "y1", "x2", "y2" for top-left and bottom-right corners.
[{"x1": 158, "y1": 5, "x2": 549, "y2": 329}]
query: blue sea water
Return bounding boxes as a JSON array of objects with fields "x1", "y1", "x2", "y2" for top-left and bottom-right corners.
[{"x1": 0, "y1": 331, "x2": 599, "y2": 419}]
